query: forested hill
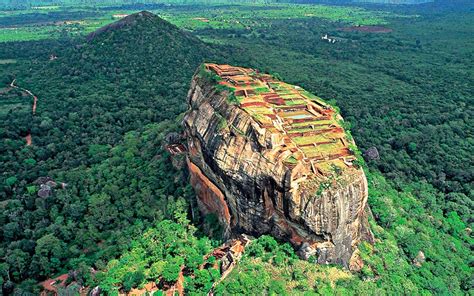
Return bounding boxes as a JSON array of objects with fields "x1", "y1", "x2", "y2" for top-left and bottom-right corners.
[
  {"x1": 3, "y1": 10, "x2": 216, "y2": 177},
  {"x1": 0, "y1": 11, "x2": 220, "y2": 293}
]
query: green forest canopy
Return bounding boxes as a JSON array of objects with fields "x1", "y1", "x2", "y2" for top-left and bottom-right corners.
[{"x1": 0, "y1": 4, "x2": 472, "y2": 295}]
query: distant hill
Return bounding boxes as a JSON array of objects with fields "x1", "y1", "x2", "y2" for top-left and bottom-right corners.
[
  {"x1": 82, "y1": 10, "x2": 216, "y2": 98},
  {"x1": 87, "y1": 10, "x2": 182, "y2": 41},
  {"x1": 33, "y1": 10, "x2": 219, "y2": 140}
]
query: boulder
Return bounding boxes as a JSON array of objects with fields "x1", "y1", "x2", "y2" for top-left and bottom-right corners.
[
  {"x1": 38, "y1": 184, "x2": 52, "y2": 198},
  {"x1": 363, "y1": 146, "x2": 380, "y2": 161}
]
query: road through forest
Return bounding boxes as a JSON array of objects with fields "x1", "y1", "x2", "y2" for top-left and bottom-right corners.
[{"x1": 10, "y1": 79, "x2": 37, "y2": 145}]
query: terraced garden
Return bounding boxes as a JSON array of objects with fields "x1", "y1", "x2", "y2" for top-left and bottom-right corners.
[{"x1": 205, "y1": 63, "x2": 357, "y2": 176}]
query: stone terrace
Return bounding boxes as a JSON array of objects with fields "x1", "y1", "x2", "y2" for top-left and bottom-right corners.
[{"x1": 205, "y1": 63, "x2": 356, "y2": 177}]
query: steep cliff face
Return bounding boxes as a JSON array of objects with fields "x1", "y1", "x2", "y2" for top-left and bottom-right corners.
[{"x1": 183, "y1": 64, "x2": 373, "y2": 268}]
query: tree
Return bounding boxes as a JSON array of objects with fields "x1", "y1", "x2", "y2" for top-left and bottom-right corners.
[
  {"x1": 33, "y1": 234, "x2": 66, "y2": 276},
  {"x1": 161, "y1": 257, "x2": 183, "y2": 283},
  {"x1": 149, "y1": 261, "x2": 166, "y2": 281},
  {"x1": 191, "y1": 269, "x2": 213, "y2": 293},
  {"x1": 6, "y1": 249, "x2": 30, "y2": 281},
  {"x1": 122, "y1": 270, "x2": 145, "y2": 292},
  {"x1": 86, "y1": 193, "x2": 118, "y2": 231},
  {"x1": 3, "y1": 222, "x2": 21, "y2": 241},
  {"x1": 185, "y1": 248, "x2": 204, "y2": 272},
  {"x1": 5, "y1": 176, "x2": 17, "y2": 187},
  {"x1": 268, "y1": 280, "x2": 286, "y2": 295}
]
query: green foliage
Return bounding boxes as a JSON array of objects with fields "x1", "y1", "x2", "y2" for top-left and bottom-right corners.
[
  {"x1": 227, "y1": 93, "x2": 240, "y2": 105},
  {"x1": 0, "y1": 3, "x2": 472, "y2": 295},
  {"x1": 218, "y1": 235, "x2": 299, "y2": 294},
  {"x1": 284, "y1": 155, "x2": 298, "y2": 164},
  {"x1": 26, "y1": 185, "x2": 36, "y2": 194},
  {"x1": 185, "y1": 269, "x2": 216, "y2": 294},
  {"x1": 253, "y1": 86, "x2": 270, "y2": 94},
  {"x1": 161, "y1": 257, "x2": 183, "y2": 283},
  {"x1": 202, "y1": 214, "x2": 224, "y2": 239},
  {"x1": 5, "y1": 176, "x2": 17, "y2": 187},
  {"x1": 328, "y1": 99, "x2": 341, "y2": 114},
  {"x1": 360, "y1": 171, "x2": 472, "y2": 294},
  {"x1": 316, "y1": 179, "x2": 332, "y2": 196},
  {"x1": 215, "y1": 83, "x2": 237, "y2": 101},
  {"x1": 198, "y1": 64, "x2": 222, "y2": 83},
  {"x1": 215, "y1": 113, "x2": 228, "y2": 131},
  {"x1": 219, "y1": 171, "x2": 472, "y2": 295},
  {"x1": 23, "y1": 158, "x2": 36, "y2": 166},
  {"x1": 0, "y1": 10, "x2": 220, "y2": 291},
  {"x1": 95, "y1": 219, "x2": 213, "y2": 293},
  {"x1": 87, "y1": 144, "x2": 110, "y2": 162},
  {"x1": 122, "y1": 270, "x2": 145, "y2": 292},
  {"x1": 271, "y1": 72, "x2": 283, "y2": 81},
  {"x1": 33, "y1": 234, "x2": 67, "y2": 276}
]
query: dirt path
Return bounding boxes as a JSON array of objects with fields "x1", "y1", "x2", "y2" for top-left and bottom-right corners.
[
  {"x1": 32, "y1": 95, "x2": 37, "y2": 114},
  {"x1": 10, "y1": 79, "x2": 38, "y2": 115},
  {"x1": 10, "y1": 79, "x2": 38, "y2": 145}
]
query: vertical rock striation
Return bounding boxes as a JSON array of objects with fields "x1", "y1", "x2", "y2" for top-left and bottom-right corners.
[{"x1": 183, "y1": 64, "x2": 373, "y2": 268}]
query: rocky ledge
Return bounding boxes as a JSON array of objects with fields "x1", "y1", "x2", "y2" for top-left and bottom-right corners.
[{"x1": 183, "y1": 64, "x2": 373, "y2": 268}]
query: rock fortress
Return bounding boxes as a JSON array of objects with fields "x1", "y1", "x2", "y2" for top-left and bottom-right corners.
[{"x1": 183, "y1": 63, "x2": 374, "y2": 268}]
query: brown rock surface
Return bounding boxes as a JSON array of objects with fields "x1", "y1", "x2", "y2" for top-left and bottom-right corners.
[
  {"x1": 183, "y1": 64, "x2": 373, "y2": 267},
  {"x1": 188, "y1": 159, "x2": 231, "y2": 228}
]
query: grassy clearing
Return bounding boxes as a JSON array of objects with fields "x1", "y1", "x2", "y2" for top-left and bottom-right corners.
[
  {"x1": 293, "y1": 134, "x2": 331, "y2": 145},
  {"x1": 0, "y1": 9, "x2": 118, "y2": 42},
  {"x1": 0, "y1": 27, "x2": 52, "y2": 42},
  {"x1": 0, "y1": 18, "x2": 116, "y2": 42},
  {"x1": 284, "y1": 99, "x2": 306, "y2": 106},
  {"x1": 301, "y1": 142, "x2": 345, "y2": 157},
  {"x1": 253, "y1": 86, "x2": 270, "y2": 94},
  {"x1": 284, "y1": 155, "x2": 298, "y2": 164},
  {"x1": 316, "y1": 159, "x2": 346, "y2": 174}
]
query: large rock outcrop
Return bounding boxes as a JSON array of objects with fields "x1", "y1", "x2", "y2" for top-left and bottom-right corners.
[{"x1": 183, "y1": 64, "x2": 373, "y2": 268}]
